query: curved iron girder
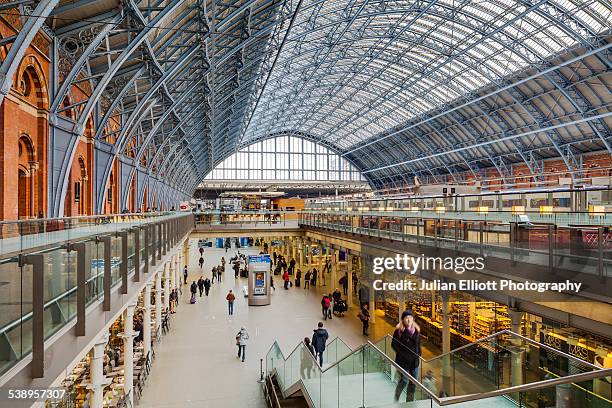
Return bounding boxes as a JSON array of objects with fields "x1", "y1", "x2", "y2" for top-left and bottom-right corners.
[
  {"x1": 345, "y1": 41, "x2": 611, "y2": 156},
  {"x1": 0, "y1": 0, "x2": 60, "y2": 105},
  {"x1": 95, "y1": 45, "x2": 200, "y2": 213},
  {"x1": 246, "y1": 0, "x2": 558, "y2": 141},
  {"x1": 53, "y1": 0, "x2": 186, "y2": 215}
]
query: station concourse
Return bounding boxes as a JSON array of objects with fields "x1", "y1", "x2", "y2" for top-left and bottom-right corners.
[{"x1": 0, "y1": 0, "x2": 610, "y2": 407}]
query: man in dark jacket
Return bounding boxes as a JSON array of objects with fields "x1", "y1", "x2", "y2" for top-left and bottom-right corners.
[
  {"x1": 392, "y1": 310, "x2": 421, "y2": 402},
  {"x1": 311, "y1": 322, "x2": 329, "y2": 366},
  {"x1": 203, "y1": 277, "x2": 211, "y2": 296},
  {"x1": 197, "y1": 276, "x2": 205, "y2": 297},
  {"x1": 233, "y1": 261, "x2": 240, "y2": 279}
]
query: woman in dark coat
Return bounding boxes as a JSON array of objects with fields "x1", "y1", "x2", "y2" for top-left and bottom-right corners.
[{"x1": 392, "y1": 310, "x2": 421, "y2": 402}]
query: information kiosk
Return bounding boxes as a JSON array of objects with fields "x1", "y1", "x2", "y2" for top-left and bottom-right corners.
[{"x1": 248, "y1": 254, "x2": 271, "y2": 306}]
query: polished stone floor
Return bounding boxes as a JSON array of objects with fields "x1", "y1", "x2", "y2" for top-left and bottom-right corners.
[
  {"x1": 138, "y1": 239, "x2": 393, "y2": 408},
  {"x1": 138, "y1": 239, "x2": 508, "y2": 408}
]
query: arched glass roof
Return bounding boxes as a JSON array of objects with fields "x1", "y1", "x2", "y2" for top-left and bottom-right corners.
[
  {"x1": 6, "y1": 0, "x2": 609, "y2": 210},
  {"x1": 205, "y1": 135, "x2": 365, "y2": 181},
  {"x1": 243, "y1": 0, "x2": 611, "y2": 150}
]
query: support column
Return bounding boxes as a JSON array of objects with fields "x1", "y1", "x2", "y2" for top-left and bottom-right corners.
[
  {"x1": 317, "y1": 244, "x2": 322, "y2": 286},
  {"x1": 143, "y1": 283, "x2": 152, "y2": 357},
  {"x1": 330, "y1": 246, "x2": 337, "y2": 291},
  {"x1": 89, "y1": 334, "x2": 110, "y2": 408},
  {"x1": 298, "y1": 238, "x2": 303, "y2": 269},
  {"x1": 347, "y1": 251, "x2": 353, "y2": 307},
  {"x1": 164, "y1": 263, "x2": 171, "y2": 311},
  {"x1": 122, "y1": 303, "x2": 136, "y2": 407},
  {"x1": 441, "y1": 291, "x2": 451, "y2": 394},
  {"x1": 308, "y1": 241, "x2": 313, "y2": 271},
  {"x1": 183, "y1": 239, "x2": 190, "y2": 272},
  {"x1": 509, "y1": 309, "x2": 525, "y2": 390},
  {"x1": 155, "y1": 270, "x2": 162, "y2": 333}
]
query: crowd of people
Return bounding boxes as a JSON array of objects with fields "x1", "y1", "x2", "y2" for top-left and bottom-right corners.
[{"x1": 184, "y1": 239, "x2": 436, "y2": 401}]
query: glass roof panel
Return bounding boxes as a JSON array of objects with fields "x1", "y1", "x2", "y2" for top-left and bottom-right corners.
[{"x1": 241, "y1": 0, "x2": 611, "y2": 150}]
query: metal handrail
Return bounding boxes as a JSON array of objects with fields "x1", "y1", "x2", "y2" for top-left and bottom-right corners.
[
  {"x1": 0, "y1": 211, "x2": 177, "y2": 226},
  {"x1": 266, "y1": 332, "x2": 612, "y2": 406},
  {"x1": 380, "y1": 329, "x2": 601, "y2": 370},
  {"x1": 0, "y1": 264, "x2": 128, "y2": 335},
  {"x1": 366, "y1": 340, "x2": 612, "y2": 406}
]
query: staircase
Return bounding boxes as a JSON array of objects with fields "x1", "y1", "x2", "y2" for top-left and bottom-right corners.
[{"x1": 264, "y1": 331, "x2": 612, "y2": 408}]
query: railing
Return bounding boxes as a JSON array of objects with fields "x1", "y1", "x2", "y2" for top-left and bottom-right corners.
[
  {"x1": 300, "y1": 212, "x2": 612, "y2": 278},
  {"x1": 0, "y1": 211, "x2": 186, "y2": 257},
  {"x1": 0, "y1": 212, "x2": 193, "y2": 380},
  {"x1": 266, "y1": 332, "x2": 612, "y2": 407}
]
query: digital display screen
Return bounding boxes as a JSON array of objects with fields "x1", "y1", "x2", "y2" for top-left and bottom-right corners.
[{"x1": 254, "y1": 272, "x2": 266, "y2": 295}]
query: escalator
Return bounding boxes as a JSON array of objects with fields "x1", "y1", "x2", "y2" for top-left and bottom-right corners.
[{"x1": 264, "y1": 331, "x2": 612, "y2": 407}]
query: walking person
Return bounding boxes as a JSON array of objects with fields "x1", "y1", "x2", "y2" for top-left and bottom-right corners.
[
  {"x1": 321, "y1": 295, "x2": 331, "y2": 320},
  {"x1": 221, "y1": 256, "x2": 226, "y2": 271},
  {"x1": 183, "y1": 265, "x2": 189, "y2": 284},
  {"x1": 311, "y1": 322, "x2": 329, "y2": 367},
  {"x1": 301, "y1": 337, "x2": 315, "y2": 379},
  {"x1": 311, "y1": 268, "x2": 318, "y2": 287},
  {"x1": 212, "y1": 266, "x2": 217, "y2": 283},
  {"x1": 199, "y1": 256, "x2": 204, "y2": 269},
  {"x1": 340, "y1": 272, "x2": 349, "y2": 296},
  {"x1": 189, "y1": 281, "x2": 197, "y2": 304},
  {"x1": 204, "y1": 277, "x2": 211, "y2": 296},
  {"x1": 233, "y1": 261, "x2": 240, "y2": 279},
  {"x1": 197, "y1": 276, "x2": 204, "y2": 297},
  {"x1": 283, "y1": 270, "x2": 290, "y2": 290},
  {"x1": 295, "y1": 269, "x2": 302, "y2": 288},
  {"x1": 217, "y1": 265, "x2": 223, "y2": 282},
  {"x1": 199, "y1": 246, "x2": 204, "y2": 257},
  {"x1": 226, "y1": 290, "x2": 236, "y2": 316},
  {"x1": 359, "y1": 303, "x2": 370, "y2": 336},
  {"x1": 235, "y1": 327, "x2": 249, "y2": 362},
  {"x1": 224, "y1": 238, "x2": 231, "y2": 253},
  {"x1": 392, "y1": 310, "x2": 421, "y2": 402},
  {"x1": 289, "y1": 258, "x2": 296, "y2": 275},
  {"x1": 304, "y1": 270, "x2": 311, "y2": 289}
]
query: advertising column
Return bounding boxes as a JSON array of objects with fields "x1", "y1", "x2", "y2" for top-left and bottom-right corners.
[{"x1": 248, "y1": 254, "x2": 271, "y2": 306}]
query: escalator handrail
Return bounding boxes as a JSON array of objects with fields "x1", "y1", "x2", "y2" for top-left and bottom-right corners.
[
  {"x1": 267, "y1": 334, "x2": 612, "y2": 407},
  {"x1": 380, "y1": 329, "x2": 600, "y2": 370},
  {"x1": 367, "y1": 339, "x2": 612, "y2": 406}
]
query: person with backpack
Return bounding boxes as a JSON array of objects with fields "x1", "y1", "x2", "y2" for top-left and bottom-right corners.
[
  {"x1": 283, "y1": 270, "x2": 290, "y2": 290},
  {"x1": 226, "y1": 290, "x2": 236, "y2": 315},
  {"x1": 392, "y1": 310, "x2": 421, "y2": 402},
  {"x1": 321, "y1": 295, "x2": 331, "y2": 320},
  {"x1": 183, "y1": 265, "x2": 189, "y2": 284},
  {"x1": 198, "y1": 256, "x2": 204, "y2": 269},
  {"x1": 203, "y1": 277, "x2": 211, "y2": 296},
  {"x1": 235, "y1": 327, "x2": 249, "y2": 362},
  {"x1": 190, "y1": 281, "x2": 197, "y2": 304},
  {"x1": 311, "y1": 322, "x2": 329, "y2": 366},
  {"x1": 211, "y1": 266, "x2": 217, "y2": 283},
  {"x1": 304, "y1": 270, "x2": 311, "y2": 289},
  {"x1": 199, "y1": 246, "x2": 204, "y2": 256},
  {"x1": 197, "y1": 276, "x2": 205, "y2": 297},
  {"x1": 217, "y1": 264, "x2": 223, "y2": 282}
]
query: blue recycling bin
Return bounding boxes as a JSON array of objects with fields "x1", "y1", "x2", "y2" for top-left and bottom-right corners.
[{"x1": 216, "y1": 238, "x2": 224, "y2": 248}]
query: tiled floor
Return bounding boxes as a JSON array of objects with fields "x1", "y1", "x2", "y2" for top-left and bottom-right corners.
[
  {"x1": 139, "y1": 240, "x2": 389, "y2": 408},
  {"x1": 137, "y1": 239, "x2": 511, "y2": 408}
]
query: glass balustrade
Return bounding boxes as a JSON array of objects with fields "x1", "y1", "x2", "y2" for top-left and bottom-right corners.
[
  {"x1": 265, "y1": 333, "x2": 612, "y2": 408},
  {"x1": 0, "y1": 212, "x2": 192, "y2": 377}
]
